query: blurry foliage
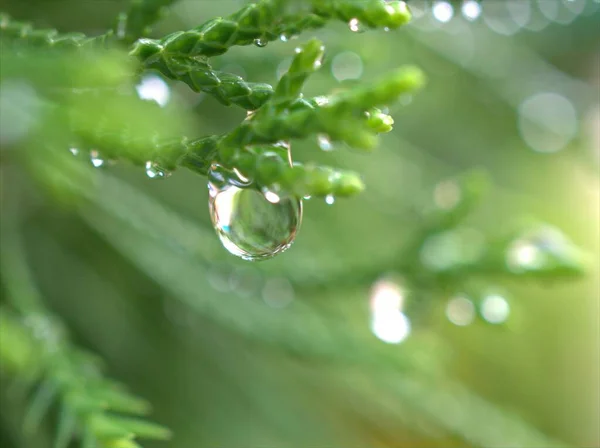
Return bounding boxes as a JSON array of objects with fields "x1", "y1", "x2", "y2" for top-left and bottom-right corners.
[{"x1": 0, "y1": 1, "x2": 599, "y2": 448}]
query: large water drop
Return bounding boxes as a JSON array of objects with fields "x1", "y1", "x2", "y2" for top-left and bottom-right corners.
[{"x1": 208, "y1": 162, "x2": 302, "y2": 261}]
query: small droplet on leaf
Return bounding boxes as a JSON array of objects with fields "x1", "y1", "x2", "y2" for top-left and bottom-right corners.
[
  {"x1": 325, "y1": 194, "x2": 335, "y2": 205},
  {"x1": 145, "y1": 161, "x2": 171, "y2": 179},
  {"x1": 253, "y1": 38, "x2": 268, "y2": 47},
  {"x1": 89, "y1": 150, "x2": 104, "y2": 168},
  {"x1": 69, "y1": 147, "x2": 79, "y2": 156},
  {"x1": 348, "y1": 18, "x2": 364, "y2": 33},
  {"x1": 314, "y1": 96, "x2": 329, "y2": 106},
  {"x1": 317, "y1": 134, "x2": 333, "y2": 151}
]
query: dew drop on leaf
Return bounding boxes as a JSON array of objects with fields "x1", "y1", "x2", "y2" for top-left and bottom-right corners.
[
  {"x1": 348, "y1": 18, "x2": 364, "y2": 33},
  {"x1": 325, "y1": 194, "x2": 335, "y2": 205},
  {"x1": 89, "y1": 150, "x2": 105, "y2": 168},
  {"x1": 208, "y1": 162, "x2": 302, "y2": 261},
  {"x1": 317, "y1": 134, "x2": 333, "y2": 151},
  {"x1": 253, "y1": 38, "x2": 268, "y2": 47},
  {"x1": 145, "y1": 161, "x2": 171, "y2": 179},
  {"x1": 69, "y1": 147, "x2": 79, "y2": 156}
]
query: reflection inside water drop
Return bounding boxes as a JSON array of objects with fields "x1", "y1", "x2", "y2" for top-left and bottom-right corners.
[
  {"x1": 145, "y1": 161, "x2": 171, "y2": 179},
  {"x1": 208, "y1": 164, "x2": 302, "y2": 261},
  {"x1": 254, "y1": 38, "x2": 267, "y2": 47},
  {"x1": 90, "y1": 150, "x2": 104, "y2": 168}
]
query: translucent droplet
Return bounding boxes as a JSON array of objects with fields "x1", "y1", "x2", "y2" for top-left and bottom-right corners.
[
  {"x1": 279, "y1": 33, "x2": 289, "y2": 42},
  {"x1": 69, "y1": 147, "x2": 79, "y2": 156},
  {"x1": 294, "y1": 47, "x2": 302, "y2": 54},
  {"x1": 317, "y1": 134, "x2": 333, "y2": 151},
  {"x1": 314, "y1": 96, "x2": 329, "y2": 106},
  {"x1": 208, "y1": 145, "x2": 302, "y2": 261},
  {"x1": 303, "y1": 195, "x2": 312, "y2": 200},
  {"x1": 145, "y1": 161, "x2": 171, "y2": 179},
  {"x1": 254, "y1": 38, "x2": 267, "y2": 47},
  {"x1": 89, "y1": 150, "x2": 104, "y2": 168},
  {"x1": 348, "y1": 18, "x2": 364, "y2": 32},
  {"x1": 383, "y1": 27, "x2": 390, "y2": 32},
  {"x1": 325, "y1": 194, "x2": 335, "y2": 205}
]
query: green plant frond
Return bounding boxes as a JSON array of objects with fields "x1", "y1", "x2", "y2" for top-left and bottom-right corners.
[
  {"x1": 0, "y1": 13, "x2": 112, "y2": 49},
  {"x1": 131, "y1": 0, "x2": 410, "y2": 61},
  {"x1": 114, "y1": 0, "x2": 179, "y2": 44},
  {"x1": 0, "y1": 307, "x2": 170, "y2": 448},
  {"x1": 1, "y1": 0, "x2": 421, "y2": 200},
  {"x1": 0, "y1": 206, "x2": 169, "y2": 447},
  {"x1": 148, "y1": 55, "x2": 275, "y2": 109}
]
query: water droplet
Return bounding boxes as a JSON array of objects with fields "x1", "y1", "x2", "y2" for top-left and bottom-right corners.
[
  {"x1": 314, "y1": 96, "x2": 329, "y2": 106},
  {"x1": 254, "y1": 38, "x2": 267, "y2": 47},
  {"x1": 348, "y1": 18, "x2": 364, "y2": 32},
  {"x1": 383, "y1": 26, "x2": 390, "y2": 32},
  {"x1": 145, "y1": 161, "x2": 171, "y2": 179},
  {"x1": 294, "y1": 47, "x2": 302, "y2": 54},
  {"x1": 208, "y1": 144, "x2": 302, "y2": 261},
  {"x1": 69, "y1": 147, "x2": 79, "y2": 156},
  {"x1": 209, "y1": 182, "x2": 301, "y2": 261},
  {"x1": 317, "y1": 134, "x2": 333, "y2": 151},
  {"x1": 279, "y1": 33, "x2": 289, "y2": 42},
  {"x1": 90, "y1": 150, "x2": 105, "y2": 168},
  {"x1": 303, "y1": 195, "x2": 312, "y2": 200},
  {"x1": 325, "y1": 194, "x2": 335, "y2": 205},
  {"x1": 505, "y1": 226, "x2": 578, "y2": 274}
]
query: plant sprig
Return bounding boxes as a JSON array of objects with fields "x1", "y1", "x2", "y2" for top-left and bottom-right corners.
[{"x1": 0, "y1": 194, "x2": 169, "y2": 448}]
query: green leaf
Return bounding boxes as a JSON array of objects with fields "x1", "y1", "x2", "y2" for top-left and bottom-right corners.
[
  {"x1": 24, "y1": 379, "x2": 57, "y2": 434},
  {"x1": 54, "y1": 405, "x2": 76, "y2": 448}
]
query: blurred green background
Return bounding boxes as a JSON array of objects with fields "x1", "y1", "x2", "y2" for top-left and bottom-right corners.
[{"x1": 1, "y1": 1, "x2": 599, "y2": 447}]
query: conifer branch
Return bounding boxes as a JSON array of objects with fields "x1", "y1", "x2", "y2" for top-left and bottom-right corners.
[{"x1": 0, "y1": 194, "x2": 169, "y2": 448}]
